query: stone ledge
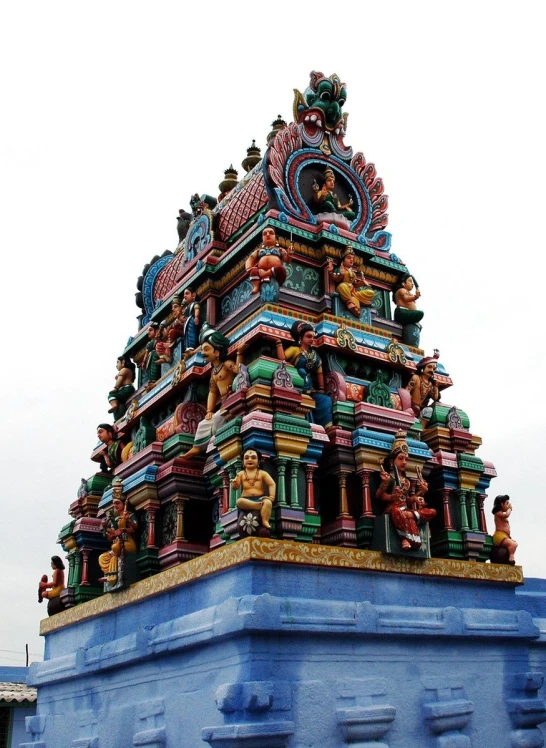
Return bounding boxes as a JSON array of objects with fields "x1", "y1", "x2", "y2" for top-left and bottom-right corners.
[{"x1": 40, "y1": 538, "x2": 523, "y2": 635}]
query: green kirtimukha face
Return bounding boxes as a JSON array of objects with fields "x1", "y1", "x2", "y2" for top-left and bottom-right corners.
[{"x1": 306, "y1": 78, "x2": 347, "y2": 130}]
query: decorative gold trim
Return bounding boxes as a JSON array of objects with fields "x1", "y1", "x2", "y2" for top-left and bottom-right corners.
[{"x1": 40, "y1": 538, "x2": 523, "y2": 635}]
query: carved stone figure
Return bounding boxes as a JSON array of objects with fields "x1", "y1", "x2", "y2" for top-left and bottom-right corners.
[
  {"x1": 327, "y1": 248, "x2": 374, "y2": 317},
  {"x1": 168, "y1": 289, "x2": 201, "y2": 355},
  {"x1": 97, "y1": 423, "x2": 123, "y2": 471},
  {"x1": 176, "y1": 209, "x2": 192, "y2": 243},
  {"x1": 38, "y1": 555, "x2": 66, "y2": 616},
  {"x1": 406, "y1": 351, "x2": 440, "y2": 427},
  {"x1": 108, "y1": 356, "x2": 136, "y2": 420},
  {"x1": 180, "y1": 327, "x2": 246, "y2": 459},
  {"x1": 232, "y1": 448, "x2": 276, "y2": 531},
  {"x1": 492, "y1": 495, "x2": 517, "y2": 565},
  {"x1": 393, "y1": 274, "x2": 424, "y2": 326},
  {"x1": 245, "y1": 227, "x2": 293, "y2": 295},
  {"x1": 376, "y1": 445, "x2": 436, "y2": 551},
  {"x1": 141, "y1": 322, "x2": 162, "y2": 389},
  {"x1": 312, "y1": 167, "x2": 355, "y2": 220},
  {"x1": 98, "y1": 478, "x2": 138, "y2": 590},
  {"x1": 275, "y1": 321, "x2": 333, "y2": 428}
]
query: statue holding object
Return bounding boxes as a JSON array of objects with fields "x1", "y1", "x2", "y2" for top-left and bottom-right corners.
[
  {"x1": 327, "y1": 247, "x2": 375, "y2": 317},
  {"x1": 141, "y1": 322, "x2": 162, "y2": 389},
  {"x1": 97, "y1": 423, "x2": 123, "y2": 471},
  {"x1": 232, "y1": 448, "x2": 276, "y2": 531},
  {"x1": 98, "y1": 478, "x2": 138, "y2": 590},
  {"x1": 38, "y1": 555, "x2": 66, "y2": 616},
  {"x1": 180, "y1": 327, "x2": 246, "y2": 459},
  {"x1": 168, "y1": 288, "x2": 201, "y2": 355},
  {"x1": 312, "y1": 167, "x2": 355, "y2": 221},
  {"x1": 108, "y1": 356, "x2": 136, "y2": 420},
  {"x1": 274, "y1": 320, "x2": 333, "y2": 428},
  {"x1": 393, "y1": 274, "x2": 424, "y2": 326},
  {"x1": 245, "y1": 226, "x2": 293, "y2": 295},
  {"x1": 376, "y1": 440, "x2": 436, "y2": 551},
  {"x1": 406, "y1": 351, "x2": 440, "y2": 427},
  {"x1": 492, "y1": 495, "x2": 517, "y2": 565}
]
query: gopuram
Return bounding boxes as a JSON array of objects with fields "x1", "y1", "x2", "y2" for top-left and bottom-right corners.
[{"x1": 28, "y1": 73, "x2": 546, "y2": 747}]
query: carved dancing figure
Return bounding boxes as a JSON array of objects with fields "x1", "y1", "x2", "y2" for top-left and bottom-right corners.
[
  {"x1": 492, "y1": 495, "x2": 517, "y2": 565},
  {"x1": 232, "y1": 448, "x2": 276, "y2": 530},
  {"x1": 98, "y1": 479, "x2": 138, "y2": 588},
  {"x1": 393, "y1": 274, "x2": 424, "y2": 326},
  {"x1": 245, "y1": 227, "x2": 293, "y2": 294},
  {"x1": 108, "y1": 356, "x2": 136, "y2": 420},
  {"x1": 274, "y1": 321, "x2": 333, "y2": 428},
  {"x1": 180, "y1": 327, "x2": 246, "y2": 459},
  {"x1": 376, "y1": 443, "x2": 436, "y2": 551},
  {"x1": 327, "y1": 248, "x2": 375, "y2": 317},
  {"x1": 406, "y1": 351, "x2": 440, "y2": 427}
]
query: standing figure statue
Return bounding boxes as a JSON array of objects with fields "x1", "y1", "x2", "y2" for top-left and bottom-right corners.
[
  {"x1": 108, "y1": 356, "x2": 136, "y2": 420},
  {"x1": 141, "y1": 322, "x2": 162, "y2": 389},
  {"x1": 327, "y1": 248, "x2": 375, "y2": 317},
  {"x1": 38, "y1": 556, "x2": 66, "y2": 616},
  {"x1": 97, "y1": 423, "x2": 123, "y2": 471},
  {"x1": 376, "y1": 444, "x2": 436, "y2": 551},
  {"x1": 274, "y1": 321, "x2": 333, "y2": 428},
  {"x1": 180, "y1": 327, "x2": 246, "y2": 459},
  {"x1": 492, "y1": 495, "x2": 517, "y2": 565},
  {"x1": 98, "y1": 479, "x2": 138, "y2": 590},
  {"x1": 312, "y1": 167, "x2": 355, "y2": 220},
  {"x1": 168, "y1": 288, "x2": 201, "y2": 355},
  {"x1": 232, "y1": 448, "x2": 276, "y2": 531},
  {"x1": 245, "y1": 227, "x2": 293, "y2": 295},
  {"x1": 154, "y1": 321, "x2": 172, "y2": 366},
  {"x1": 406, "y1": 351, "x2": 440, "y2": 427}
]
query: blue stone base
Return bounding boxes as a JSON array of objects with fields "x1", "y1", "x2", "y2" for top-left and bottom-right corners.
[{"x1": 28, "y1": 541, "x2": 546, "y2": 747}]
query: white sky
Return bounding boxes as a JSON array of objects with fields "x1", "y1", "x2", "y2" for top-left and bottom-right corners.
[{"x1": 1, "y1": 2, "x2": 544, "y2": 667}]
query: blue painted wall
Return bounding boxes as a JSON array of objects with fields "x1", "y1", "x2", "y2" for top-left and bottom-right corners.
[{"x1": 27, "y1": 566, "x2": 546, "y2": 747}]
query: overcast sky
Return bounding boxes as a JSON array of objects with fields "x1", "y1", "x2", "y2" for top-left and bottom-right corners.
[{"x1": 1, "y1": 2, "x2": 544, "y2": 667}]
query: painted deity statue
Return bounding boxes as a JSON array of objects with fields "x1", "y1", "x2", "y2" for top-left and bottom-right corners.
[
  {"x1": 492, "y1": 495, "x2": 517, "y2": 565},
  {"x1": 38, "y1": 555, "x2": 66, "y2": 616},
  {"x1": 274, "y1": 321, "x2": 333, "y2": 428},
  {"x1": 406, "y1": 351, "x2": 440, "y2": 427},
  {"x1": 245, "y1": 227, "x2": 293, "y2": 295},
  {"x1": 97, "y1": 423, "x2": 123, "y2": 472},
  {"x1": 98, "y1": 478, "x2": 138, "y2": 589},
  {"x1": 180, "y1": 327, "x2": 246, "y2": 459},
  {"x1": 327, "y1": 248, "x2": 375, "y2": 317},
  {"x1": 232, "y1": 448, "x2": 276, "y2": 530},
  {"x1": 393, "y1": 274, "x2": 424, "y2": 326},
  {"x1": 168, "y1": 288, "x2": 201, "y2": 354},
  {"x1": 376, "y1": 444, "x2": 436, "y2": 551},
  {"x1": 141, "y1": 322, "x2": 162, "y2": 389},
  {"x1": 312, "y1": 167, "x2": 355, "y2": 220},
  {"x1": 108, "y1": 356, "x2": 136, "y2": 420}
]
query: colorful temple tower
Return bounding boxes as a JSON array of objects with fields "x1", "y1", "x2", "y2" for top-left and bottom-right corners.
[{"x1": 29, "y1": 73, "x2": 546, "y2": 747}]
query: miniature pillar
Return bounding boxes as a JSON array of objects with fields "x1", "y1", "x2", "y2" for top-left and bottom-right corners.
[
  {"x1": 358, "y1": 470, "x2": 374, "y2": 518},
  {"x1": 441, "y1": 488, "x2": 454, "y2": 530},
  {"x1": 276, "y1": 458, "x2": 288, "y2": 507},
  {"x1": 221, "y1": 470, "x2": 230, "y2": 515},
  {"x1": 174, "y1": 498, "x2": 187, "y2": 542},
  {"x1": 457, "y1": 489, "x2": 470, "y2": 531},
  {"x1": 304, "y1": 464, "x2": 318, "y2": 514},
  {"x1": 468, "y1": 491, "x2": 480, "y2": 532},
  {"x1": 228, "y1": 464, "x2": 239, "y2": 510},
  {"x1": 146, "y1": 506, "x2": 158, "y2": 549},
  {"x1": 80, "y1": 548, "x2": 90, "y2": 586},
  {"x1": 338, "y1": 472, "x2": 350, "y2": 518},
  {"x1": 478, "y1": 493, "x2": 488, "y2": 533},
  {"x1": 289, "y1": 460, "x2": 300, "y2": 509}
]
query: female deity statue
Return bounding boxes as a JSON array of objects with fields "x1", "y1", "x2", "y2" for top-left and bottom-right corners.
[
  {"x1": 376, "y1": 442, "x2": 436, "y2": 551},
  {"x1": 312, "y1": 167, "x2": 355, "y2": 220},
  {"x1": 327, "y1": 248, "x2": 375, "y2": 317},
  {"x1": 98, "y1": 479, "x2": 138, "y2": 588},
  {"x1": 38, "y1": 556, "x2": 66, "y2": 615},
  {"x1": 108, "y1": 356, "x2": 136, "y2": 420},
  {"x1": 245, "y1": 227, "x2": 293, "y2": 295},
  {"x1": 274, "y1": 320, "x2": 333, "y2": 428}
]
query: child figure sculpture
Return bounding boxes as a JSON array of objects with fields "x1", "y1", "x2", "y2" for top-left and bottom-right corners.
[
  {"x1": 492, "y1": 495, "x2": 517, "y2": 565},
  {"x1": 232, "y1": 448, "x2": 276, "y2": 530}
]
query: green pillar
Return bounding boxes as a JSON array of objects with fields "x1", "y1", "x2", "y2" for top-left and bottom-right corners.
[
  {"x1": 458, "y1": 490, "x2": 470, "y2": 531},
  {"x1": 290, "y1": 460, "x2": 301, "y2": 509}
]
